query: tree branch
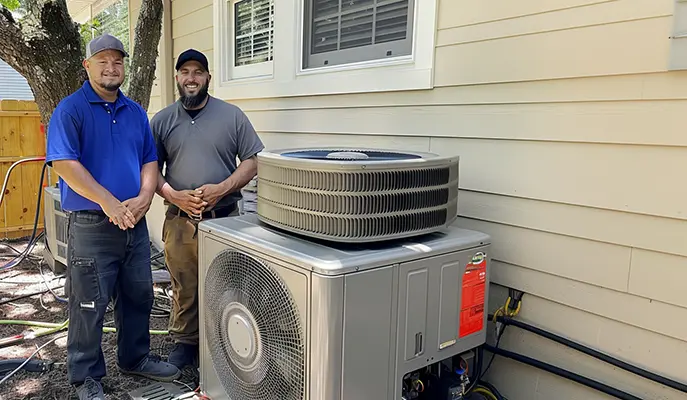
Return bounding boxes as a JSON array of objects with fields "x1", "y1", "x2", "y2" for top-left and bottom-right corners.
[
  {"x1": 1, "y1": 0, "x2": 161, "y2": 124},
  {"x1": 0, "y1": 6, "x2": 31, "y2": 75},
  {"x1": 127, "y1": 0, "x2": 163, "y2": 111}
]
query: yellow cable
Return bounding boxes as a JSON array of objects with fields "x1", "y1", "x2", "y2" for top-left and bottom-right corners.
[
  {"x1": 492, "y1": 307, "x2": 504, "y2": 322},
  {"x1": 473, "y1": 387, "x2": 498, "y2": 400},
  {"x1": 510, "y1": 299, "x2": 522, "y2": 316},
  {"x1": 501, "y1": 296, "x2": 523, "y2": 317}
]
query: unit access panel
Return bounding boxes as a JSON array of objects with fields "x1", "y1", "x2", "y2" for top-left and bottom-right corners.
[{"x1": 394, "y1": 243, "x2": 491, "y2": 397}]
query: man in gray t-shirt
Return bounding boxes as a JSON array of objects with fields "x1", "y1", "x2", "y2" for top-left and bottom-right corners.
[{"x1": 151, "y1": 49, "x2": 264, "y2": 369}]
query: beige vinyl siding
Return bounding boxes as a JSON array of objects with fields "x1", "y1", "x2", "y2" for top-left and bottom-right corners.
[
  {"x1": 171, "y1": 0, "x2": 214, "y2": 86},
  {"x1": 148, "y1": 0, "x2": 687, "y2": 398}
]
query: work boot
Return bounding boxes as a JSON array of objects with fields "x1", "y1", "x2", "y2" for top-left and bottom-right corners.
[
  {"x1": 167, "y1": 342, "x2": 199, "y2": 369},
  {"x1": 119, "y1": 354, "x2": 181, "y2": 382},
  {"x1": 76, "y1": 377, "x2": 104, "y2": 400}
]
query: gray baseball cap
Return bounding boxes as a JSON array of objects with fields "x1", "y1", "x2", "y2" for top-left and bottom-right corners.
[{"x1": 86, "y1": 33, "x2": 129, "y2": 59}]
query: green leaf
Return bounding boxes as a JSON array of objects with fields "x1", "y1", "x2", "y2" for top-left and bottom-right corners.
[{"x1": 0, "y1": 0, "x2": 21, "y2": 10}]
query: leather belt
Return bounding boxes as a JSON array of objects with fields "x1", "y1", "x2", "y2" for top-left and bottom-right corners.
[
  {"x1": 72, "y1": 209, "x2": 106, "y2": 216},
  {"x1": 168, "y1": 203, "x2": 236, "y2": 221}
]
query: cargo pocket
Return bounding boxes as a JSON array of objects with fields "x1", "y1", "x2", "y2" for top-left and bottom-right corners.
[{"x1": 70, "y1": 257, "x2": 101, "y2": 311}]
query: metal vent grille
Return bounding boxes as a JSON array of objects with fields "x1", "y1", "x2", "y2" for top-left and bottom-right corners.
[
  {"x1": 56, "y1": 213, "x2": 68, "y2": 242},
  {"x1": 258, "y1": 183, "x2": 453, "y2": 214},
  {"x1": 204, "y1": 250, "x2": 305, "y2": 400},
  {"x1": 258, "y1": 164, "x2": 452, "y2": 191},
  {"x1": 128, "y1": 382, "x2": 185, "y2": 400},
  {"x1": 256, "y1": 148, "x2": 459, "y2": 242}
]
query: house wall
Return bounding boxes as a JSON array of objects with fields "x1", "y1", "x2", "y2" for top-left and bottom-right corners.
[
  {"x1": 127, "y1": 0, "x2": 175, "y2": 247},
  {"x1": 0, "y1": 59, "x2": 34, "y2": 101},
  {"x1": 147, "y1": 0, "x2": 687, "y2": 399}
]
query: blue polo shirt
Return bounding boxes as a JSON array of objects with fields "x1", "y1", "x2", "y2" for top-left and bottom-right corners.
[{"x1": 46, "y1": 80, "x2": 157, "y2": 211}]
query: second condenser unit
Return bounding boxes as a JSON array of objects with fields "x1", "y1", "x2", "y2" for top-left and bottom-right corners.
[{"x1": 196, "y1": 147, "x2": 492, "y2": 400}]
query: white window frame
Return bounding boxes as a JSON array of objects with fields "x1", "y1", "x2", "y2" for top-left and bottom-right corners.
[
  {"x1": 669, "y1": 0, "x2": 687, "y2": 70},
  {"x1": 217, "y1": 0, "x2": 275, "y2": 82},
  {"x1": 213, "y1": 0, "x2": 437, "y2": 100}
]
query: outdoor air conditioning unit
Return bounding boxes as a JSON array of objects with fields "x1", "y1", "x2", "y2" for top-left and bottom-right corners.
[
  {"x1": 197, "y1": 148, "x2": 492, "y2": 400},
  {"x1": 256, "y1": 148, "x2": 460, "y2": 242},
  {"x1": 42, "y1": 185, "x2": 68, "y2": 274}
]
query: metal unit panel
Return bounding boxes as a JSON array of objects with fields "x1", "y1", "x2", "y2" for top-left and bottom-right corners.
[
  {"x1": 309, "y1": 273, "x2": 344, "y2": 400},
  {"x1": 198, "y1": 233, "x2": 227, "y2": 400},
  {"x1": 402, "y1": 267, "x2": 429, "y2": 362},
  {"x1": 341, "y1": 266, "x2": 395, "y2": 400},
  {"x1": 392, "y1": 246, "x2": 491, "y2": 399},
  {"x1": 42, "y1": 186, "x2": 67, "y2": 273},
  {"x1": 198, "y1": 215, "x2": 492, "y2": 400},
  {"x1": 386, "y1": 265, "x2": 400, "y2": 398},
  {"x1": 396, "y1": 256, "x2": 433, "y2": 374},
  {"x1": 436, "y1": 248, "x2": 491, "y2": 358},
  {"x1": 198, "y1": 214, "x2": 490, "y2": 275},
  {"x1": 198, "y1": 231, "x2": 311, "y2": 400},
  {"x1": 438, "y1": 261, "x2": 462, "y2": 348}
]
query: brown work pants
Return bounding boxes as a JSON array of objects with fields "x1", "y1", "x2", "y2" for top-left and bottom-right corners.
[{"x1": 162, "y1": 207, "x2": 238, "y2": 344}]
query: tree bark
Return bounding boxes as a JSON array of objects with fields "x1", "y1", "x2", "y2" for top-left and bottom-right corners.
[
  {"x1": 127, "y1": 0, "x2": 163, "y2": 111},
  {"x1": 0, "y1": 0, "x2": 84, "y2": 124},
  {"x1": 0, "y1": 0, "x2": 163, "y2": 125}
]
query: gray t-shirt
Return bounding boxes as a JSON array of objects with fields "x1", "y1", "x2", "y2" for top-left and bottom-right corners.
[{"x1": 150, "y1": 96, "x2": 264, "y2": 209}]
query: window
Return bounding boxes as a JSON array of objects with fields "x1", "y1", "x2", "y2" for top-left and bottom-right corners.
[
  {"x1": 303, "y1": 0, "x2": 414, "y2": 69},
  {"x1": 225, "y1": 0, "x2": 275, "y2": 79},
  {"x1": 213, "y1": 0, "x2": 437, "y2": 100},
  {"x1": 669, "y1": 0, "x2": 687, "y2": 70}
]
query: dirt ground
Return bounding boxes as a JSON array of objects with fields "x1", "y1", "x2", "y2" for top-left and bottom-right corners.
[{"x1": 0, "y1": 237, "x2": 199, "y2": 400}]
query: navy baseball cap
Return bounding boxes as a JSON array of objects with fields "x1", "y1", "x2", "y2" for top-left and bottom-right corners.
[
  {"x1": 175, "y1": 49, "x2": 209, "y2": 71},
  {"x1": 86, "y1": 33, "x2": 129, "y2": 58}
]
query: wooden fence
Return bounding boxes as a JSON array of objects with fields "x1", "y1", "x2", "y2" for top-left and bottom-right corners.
[{"x1": 0, "y1": 100, "x2": 49, "y2": 239}]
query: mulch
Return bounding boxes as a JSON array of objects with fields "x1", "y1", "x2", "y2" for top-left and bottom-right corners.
[{"x1": 0, "y1": 237, "x2": 199, "y2": 400}]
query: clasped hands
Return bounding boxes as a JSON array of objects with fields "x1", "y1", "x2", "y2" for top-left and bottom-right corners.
[
  {"x1": 172, "y1": 183, "x2": 227, "y2": 218},
  {"x1": 102, "y1": 183, "x2": 227, "y2": 230},
  {"x1": 102, "y1": 194, "x2": 153, "y2": 230}
]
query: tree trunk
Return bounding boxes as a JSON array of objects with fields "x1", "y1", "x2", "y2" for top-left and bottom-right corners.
[
  {"x1": 0, "y1": 0, "x2": 85, "y2": 125},
  {"x1": 0, "y1": 0, "x2": 162, "y2": 125},
  {"x1": 127, "y1": 0, "x2": 163, "y2": 111}
]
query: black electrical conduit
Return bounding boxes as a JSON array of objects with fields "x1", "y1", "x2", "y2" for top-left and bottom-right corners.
[
  {"x1": 491, "y1": 314, "x2": 687, "y2": 394},
  {"x1": 483, "y1": 344, "x2": 643, "y2": 400}
]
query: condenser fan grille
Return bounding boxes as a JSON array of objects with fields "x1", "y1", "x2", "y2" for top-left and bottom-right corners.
[
  {"x1": 258, "y1": 183, "x2": 453, "y2": 214},
  {"x1": 258, "y1": 164, "x2": 452, "y2": 192},
  {"x1": 256, "y1": 148, "x2": 460, "y2": 242},
  {"x1": 204, "y1": 250, "x2": 305, "y2": 400},
  {"x1": 258, "y1": 203, "x2": 449, "y2": 239}
]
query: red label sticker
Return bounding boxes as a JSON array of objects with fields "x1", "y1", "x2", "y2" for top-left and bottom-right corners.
[{"x1": 459, "y1": 252, "x2": 487, "y2": 338}]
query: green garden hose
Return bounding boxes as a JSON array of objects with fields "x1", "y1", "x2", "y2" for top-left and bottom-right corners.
[{"x1": 0, "y1": 319, "x2": 168, "y2": 335}]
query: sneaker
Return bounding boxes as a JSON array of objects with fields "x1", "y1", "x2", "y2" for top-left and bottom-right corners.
[
  {"x1": 167, "y1": 342, "x2": 199, "y2": 369},
  {"x1": 76, "y1": 377, "x2": 104, "y2": 400},
  {"x1": 119, "y1": 354, "x2": 181, "y2": 382}
]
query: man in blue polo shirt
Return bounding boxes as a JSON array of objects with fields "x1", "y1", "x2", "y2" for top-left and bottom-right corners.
[{"x1": 46, "y1": 34, "x2": 180, "y2": 399}]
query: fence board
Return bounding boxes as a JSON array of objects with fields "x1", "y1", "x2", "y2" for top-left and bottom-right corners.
[
  {"x1": 0, "y1": 100, "x2": 47, "y2": 239},
  {"x1": 20, "y1": 115, "x2": 44, "y2": 236}
]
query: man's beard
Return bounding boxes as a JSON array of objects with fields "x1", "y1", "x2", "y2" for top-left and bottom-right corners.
[
  {"x1": 97, "y1": 79, "x2": 121, "y2": 91},
  {"x1": 178, "y1": 80, "x2": 209, "y2": 109}
]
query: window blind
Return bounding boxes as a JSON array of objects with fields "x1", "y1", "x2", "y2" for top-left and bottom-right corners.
[
  {"x1": 310, "y1": 0, "x2": 410, "y2": 55},
  {"x1": 234, "y1": 0, "x2": 274, "y2": 66}
]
